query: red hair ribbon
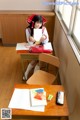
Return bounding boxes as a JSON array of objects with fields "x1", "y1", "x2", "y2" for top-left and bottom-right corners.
[{"x1": 27, "y1": 14, "x2": 47, "y2": 25}]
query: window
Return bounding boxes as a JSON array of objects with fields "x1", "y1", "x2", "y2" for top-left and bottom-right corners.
[
  {"x1": 58, "y1": 0, "x2": 73, "y2": 28},
  {"x1": 72, "y1": 7, "x2": 80, "y2": 51},
  {"x1": 55, "y1": 0, "x2": 80, "y2": 63}
]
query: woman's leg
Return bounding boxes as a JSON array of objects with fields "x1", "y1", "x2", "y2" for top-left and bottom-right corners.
[
  {"x1": 34, "y1": 62, "x2": 40, "y2": 73},
  {"x1": 23, "y1": 60, "x2": 38, "y2": 80}
]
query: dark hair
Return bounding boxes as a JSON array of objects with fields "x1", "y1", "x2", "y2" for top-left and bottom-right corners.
[
  {"x1": 28, "y1": 15, "x2": 43, "y2": 36},
  {"x1": 32, "y1": 15, "x2": 43, "y2": 24}
]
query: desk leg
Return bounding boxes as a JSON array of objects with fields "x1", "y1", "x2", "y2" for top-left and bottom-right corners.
[
  {"x1": 21, "y1": 58, "x2": 25, "y2": 74},
  {"x1": 46, "y1": 63, "x2": 49, "y2": 71}
]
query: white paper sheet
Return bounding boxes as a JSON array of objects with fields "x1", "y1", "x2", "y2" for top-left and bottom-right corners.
[
  {"x1": 8, "y1": 88, "x2": 45, "y2": 112},
  {"x1": 34, "y1": 29, "x2": 42, "y2": 41},
  {"x1": 16, "y1": 42, "x2": 30, "y2": 51},
  {"x1": 44, "y1": 42, "x2": 53, "y2": 51}
]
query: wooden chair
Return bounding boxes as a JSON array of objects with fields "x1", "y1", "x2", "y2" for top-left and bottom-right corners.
[{"x1": 26, "y1": 53, "x2": 60, "y2": 85}]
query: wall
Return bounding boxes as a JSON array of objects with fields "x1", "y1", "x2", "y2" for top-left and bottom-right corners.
[
  {"x1": 0, "y1": 0, "x2": 54, "y2": 40},
  {"x1": 0, "y1": 0, "x2": 52, "y2": 10},
  {"x1": 0, "y1": 11, "x2": 55, "y2": 45},
  {"x1": 53, "y1": 16, "x2": 80, "y2": 120},
  {"x1": 0, "y1": 20, "x2": 2, "y2": 38}
]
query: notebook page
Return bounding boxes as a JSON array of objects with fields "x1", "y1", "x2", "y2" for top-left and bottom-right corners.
[{"x1": 8, "y1": 88, "x2": 45, "y2": 112}]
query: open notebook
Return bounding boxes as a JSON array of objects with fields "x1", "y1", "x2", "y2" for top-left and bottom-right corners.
[{"x1": 8, "y1": 88, "x2": 47, "y2": 112}]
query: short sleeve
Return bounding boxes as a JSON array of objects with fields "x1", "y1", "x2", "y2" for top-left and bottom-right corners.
[
  {"x1": 42, "y1": 27, "x2": 49, "y2": 44},
  {"x1": 25, "y1": 28, "x2": 33, "y2": 45}
]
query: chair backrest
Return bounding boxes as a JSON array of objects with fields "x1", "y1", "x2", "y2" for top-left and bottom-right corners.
[{"x1": 39, "y1": 53, "x2": 60, "y2": 68}]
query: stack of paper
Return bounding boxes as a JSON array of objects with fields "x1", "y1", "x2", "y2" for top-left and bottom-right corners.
[
  {"x1": 16, "y1": 42, "x2": 31, "y2": 53},
  {"x1": 8, "y1": 88, "x2": 47, "y2": 112}
]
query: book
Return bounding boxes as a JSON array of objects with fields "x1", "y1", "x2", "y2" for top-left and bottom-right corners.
[
  {"x1": 30, "y1": 88, "x2": 47, "y2": 106},
  {"x1": 8, "y1": 88, "x2": 47, "y2": 112}
]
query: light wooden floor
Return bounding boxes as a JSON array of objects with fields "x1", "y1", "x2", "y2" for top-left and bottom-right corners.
[
  {"x1": 0, "y1": 46, "x2": 24, "y2": 105},
  {"x1": 0, "y1": 44, "x2": 67, "y2": 120}
]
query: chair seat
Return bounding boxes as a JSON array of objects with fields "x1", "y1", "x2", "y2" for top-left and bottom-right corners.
[{"x1": 27, "y1": 70, "x2": 56, "y2": 85}]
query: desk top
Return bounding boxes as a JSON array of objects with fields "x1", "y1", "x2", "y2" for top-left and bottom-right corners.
[
  {"x1": 16, "y1": 42, "x2": 53, "y2": 54},
  {"x1": 11, "y1": 84, "x2": 69, "y2": 118}
]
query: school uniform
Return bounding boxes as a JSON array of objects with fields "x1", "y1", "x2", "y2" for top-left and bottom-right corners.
[{"x1": 26, "y1": 26, "x2": 49, "y2": 45}]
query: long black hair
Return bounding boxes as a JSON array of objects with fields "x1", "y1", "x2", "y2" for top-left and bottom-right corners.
[{"x1": 28, "y1": 15, "x2": 43, "y2": 36}]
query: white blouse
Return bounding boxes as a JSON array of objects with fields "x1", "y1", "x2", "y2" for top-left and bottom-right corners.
[{"x1": 25, "y1": 27, "x2": 49, "y2": 45}]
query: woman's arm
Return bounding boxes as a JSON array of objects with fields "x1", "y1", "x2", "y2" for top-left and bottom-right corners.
[
  {"x1": 26, "y1": 28, "x2": 36, "y2": 44},
  {"x1": 29, "y1": 36, "x2": 36, "y2": 43},
  {"x1": 40, "y1": 27, "x2": 49, "y2": 43}
]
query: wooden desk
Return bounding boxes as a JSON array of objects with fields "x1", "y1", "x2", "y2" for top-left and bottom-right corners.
[
  {"x1": 12, "y1": 84, "x2": 69, "y2": 119},
  {"x1": 20, "y1": 52, "x2": 39, "y2": 73},
  {"x1": 17, "y1": 42, "x2": 53, "y2": 73},
  {"x1": 19, "y1": 52, "x2": 52, "y2": 74}
]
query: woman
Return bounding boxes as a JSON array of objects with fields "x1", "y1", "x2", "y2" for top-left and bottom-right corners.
[{"x1": 23, "y1": 15, "x2": 49, "y2": 80}]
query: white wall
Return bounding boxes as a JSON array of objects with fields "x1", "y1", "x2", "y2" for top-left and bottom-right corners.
[{"x1": 0, "y1": 0, "x2": 53, "y2": 10}]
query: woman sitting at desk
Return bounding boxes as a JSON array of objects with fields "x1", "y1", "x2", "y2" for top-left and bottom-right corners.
[{"x1": 23, "y1": 14, "x2": 49, "y2": 80}]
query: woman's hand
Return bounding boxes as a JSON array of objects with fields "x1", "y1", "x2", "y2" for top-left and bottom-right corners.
[
  {"x1": 40, "y1": 35, "x2": 47, "y2": 42},
  {"x1": 29, "y1": 36, "x2": 36, "y2": 42}
]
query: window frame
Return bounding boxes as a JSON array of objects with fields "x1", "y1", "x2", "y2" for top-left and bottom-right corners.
[{"x1": 55, "y1": 0, "x2": 80, "y2": 63}]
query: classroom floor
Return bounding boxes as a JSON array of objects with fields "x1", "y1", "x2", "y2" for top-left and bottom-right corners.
[{"x1": 0, "y1": 43, "x2": 68, "y2": 120}]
